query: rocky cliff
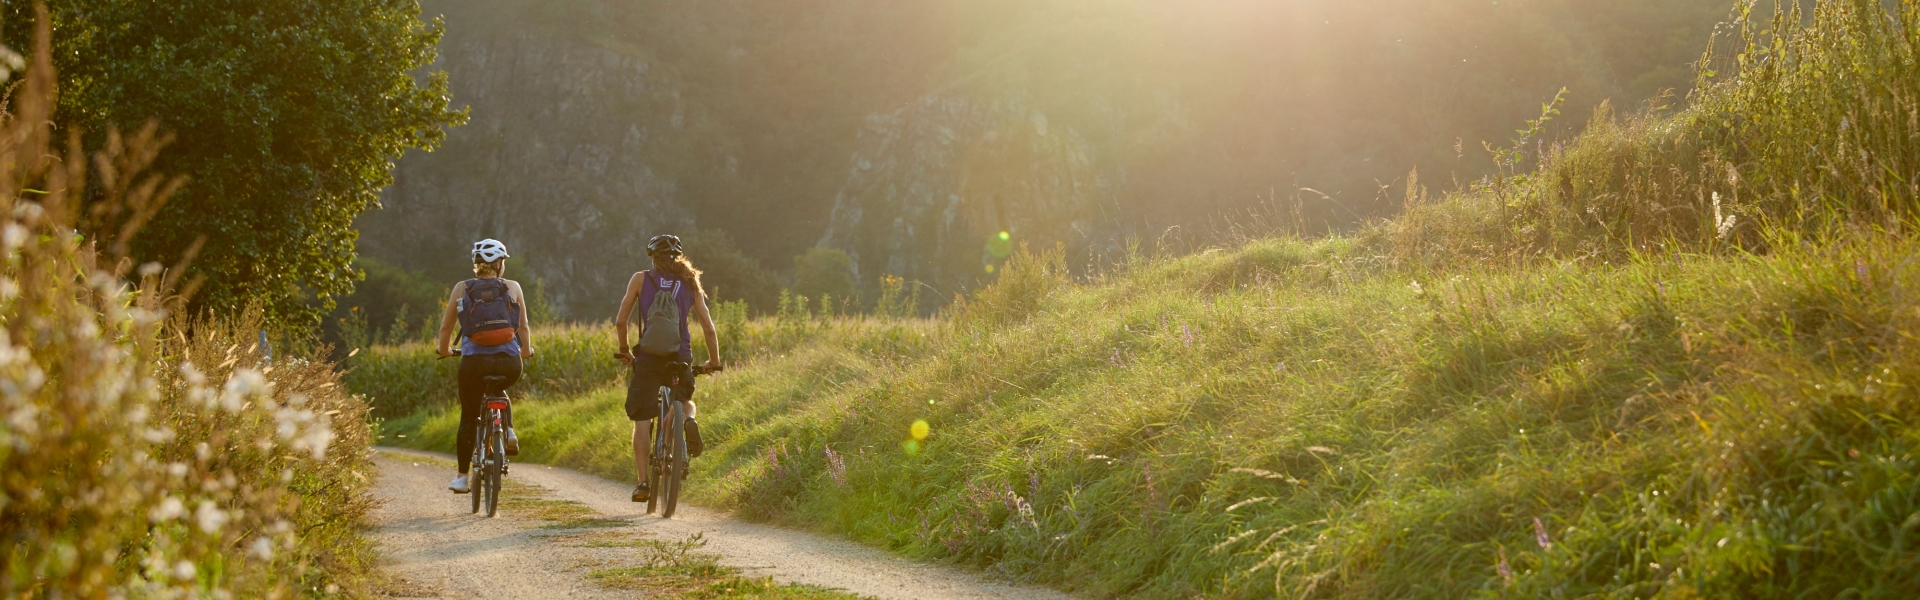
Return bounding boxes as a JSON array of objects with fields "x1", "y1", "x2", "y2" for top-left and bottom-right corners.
[
  {"x1": 360, "y1": 28, "x2": 722, "y2": 317},
  {"x1": 817, "y1": 95, "x2": 1103, "y2": 293}
]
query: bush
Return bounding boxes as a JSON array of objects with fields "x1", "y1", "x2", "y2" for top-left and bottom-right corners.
[{"x1": 0, "y1": 22, "x2": 376, "y2": 596}]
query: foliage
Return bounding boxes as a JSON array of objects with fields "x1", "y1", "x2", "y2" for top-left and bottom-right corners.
[
  {"x1": 11, "y1": 0, "x2": 467, "y2": 325},
  {"x1": 683, "y1": 228, "x2": 782, "y2": 314},
  {"x1": 327, "y1": 256, "x2": 444, "y2": 354},
  {"x1": 792, "y1": 247, "x2": 859, "y2": 308},
  {"x1": 0, "y1": 25, "x2": 376, "y2": 596},
  {"x1": 872, "y1": 274, "x2": 923, "y2": 318}
]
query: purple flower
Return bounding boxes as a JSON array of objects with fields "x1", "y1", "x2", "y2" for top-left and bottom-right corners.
[
  {"x1": 824, "y1": 446, "x2": 848, "y2": 487},
  {"x1": 1182, "y1": 324, "x2": 1194, "y2": 348},
  {"x1": 1534, "y1": 516, "x2": 1552, "y2": 551}
]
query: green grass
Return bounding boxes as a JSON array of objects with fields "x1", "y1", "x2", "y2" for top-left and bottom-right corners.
[
  {"x1": 377, "y1": 233, "x2": 1920, "y2": 597},
  {"x1": 361, "y1": 2, "x2": 1920, "y2": 597},
  {"x1": 570, "y1": 531, "x2": 866, "y2": 598}
]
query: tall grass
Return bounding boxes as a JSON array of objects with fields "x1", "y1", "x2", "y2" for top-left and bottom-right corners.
[
  {"x1": 0, "y1": 14, "x2": 377, "y2": 597},
  {"x1": 1386, "y1": 0, "x2": 1920, "y2": 265}
]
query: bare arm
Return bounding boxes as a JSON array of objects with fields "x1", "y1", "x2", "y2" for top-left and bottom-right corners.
[
  {"x1": 435, "y1": 282, "x2": 466, "y2": 357},
  {"x1": 508, "y1": 280, "x2": 535, "y2": 358},
  {"x1": 613, "y1": 272, "x2": 646, "y2": 364},
  {"x1": 692, "y1": 289, "x2": 721, "y2": 368}
]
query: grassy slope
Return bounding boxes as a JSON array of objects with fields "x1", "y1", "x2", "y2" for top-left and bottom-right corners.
[
  {"x1": 368, "y1": 2, "x2": 1920, "y2": 597},
  {"x1": 377, "y1": 235, "x2": 1920, "y2": 598}
]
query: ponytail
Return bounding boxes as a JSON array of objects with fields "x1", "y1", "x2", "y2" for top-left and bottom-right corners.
[
  {"x1": 474, "y1": 258, "x2": 503, "y2": 278},
  {"x1": 651, "y1": 254, "x2": 704, "y2": 297}
]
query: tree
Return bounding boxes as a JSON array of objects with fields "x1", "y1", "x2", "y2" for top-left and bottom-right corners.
[
  {"x1": 11, "y1": 0, "x2": 467, "y2": 325},
  {"x1": 791, "y1": 247, "x2": 857, "y2": 306}
]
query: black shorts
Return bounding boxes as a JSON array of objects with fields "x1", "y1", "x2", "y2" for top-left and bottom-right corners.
[{"x1": 625, "y1": 356, "x2": 695, "y2": 422}]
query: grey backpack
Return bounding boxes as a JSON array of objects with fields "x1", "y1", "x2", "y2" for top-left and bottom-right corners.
[{"x1": 638, "y1": 273, "x2": 683, "y2": 356}]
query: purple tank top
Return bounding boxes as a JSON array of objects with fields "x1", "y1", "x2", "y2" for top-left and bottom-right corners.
[{"x1": 637, "y1": 271, "x2": 697, "y2": 362}]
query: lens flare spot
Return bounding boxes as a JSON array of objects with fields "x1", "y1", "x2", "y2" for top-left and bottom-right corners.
[
  {"x1": 985, "y1": 264, "x2": 996, "y2": 274},
  {"x1": 910, "y1": 419, "x2": 930, "y2": 440},
  {"x1": 902, "y1": 439, "x2": 921, "y2": 455},
  {"x1": 998, "y1": 231, "x2": 1011, "y2": 241}
]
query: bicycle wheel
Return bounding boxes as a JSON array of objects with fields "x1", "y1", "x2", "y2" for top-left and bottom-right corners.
[
  {"x1": 485, "y1": 431, "x2": 504, "y2": 517},
  {"x1": 662, "y1": 409, "x2": 687, "y2": 518},
  {"x1": 470, "y1": 426, "x2": 484, "y2": 514}
]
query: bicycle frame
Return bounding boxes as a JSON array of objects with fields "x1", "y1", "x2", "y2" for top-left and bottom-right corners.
[
  {"x1": 469, "y1": 389, "x2": 510, "y2": 517},
  {"x1": 643, "y1": 361, "x2": 717, "y2": 518}
]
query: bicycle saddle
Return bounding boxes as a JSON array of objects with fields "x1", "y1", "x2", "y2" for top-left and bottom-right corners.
[{"x1": 481, "y1": 375, "x2": 510, "y2": 388}]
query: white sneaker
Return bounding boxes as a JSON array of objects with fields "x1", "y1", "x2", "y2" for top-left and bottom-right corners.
[{"x1": 449, "y1": 475, "x2": 470, "y2": 494}]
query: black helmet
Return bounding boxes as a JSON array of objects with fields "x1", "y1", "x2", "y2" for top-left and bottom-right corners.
[{"x1": 646, "y1": 234, "x2": 683, "y2": 256}]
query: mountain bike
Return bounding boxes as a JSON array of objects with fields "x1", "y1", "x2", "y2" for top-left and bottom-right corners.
[
  {"x1": 470, "y1": 374, "x2": 512, "y2": 517},
  {"x1": 643, "y1": 361, "x2": 720, "y2": 518},
  {"x1": 443, "y1": 350, "x2": 514, "y2": 517}
]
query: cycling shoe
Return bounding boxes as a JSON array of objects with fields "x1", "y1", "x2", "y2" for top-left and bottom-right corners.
[{"x1": 685, "y1": 419, "x2": 703, "y2": 458}]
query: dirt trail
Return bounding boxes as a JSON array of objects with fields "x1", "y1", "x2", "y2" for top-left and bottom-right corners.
[{"x1": 371, "y1": 447, "x2": 1074, "y2": 599}]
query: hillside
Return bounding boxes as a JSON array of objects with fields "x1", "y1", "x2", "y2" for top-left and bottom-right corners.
[{"x1": 356, "y1": 0, "x2": 1731, "y2": 319}]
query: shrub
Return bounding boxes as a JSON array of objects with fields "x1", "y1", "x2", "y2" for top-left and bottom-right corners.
[{"x1": 0, "y1": 18, "x2": 376, "y2": 597}]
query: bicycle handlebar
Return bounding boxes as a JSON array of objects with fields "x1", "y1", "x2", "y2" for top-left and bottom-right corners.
[{"x1": 610, "y1": 353, "x2": 723, "y2": 376}]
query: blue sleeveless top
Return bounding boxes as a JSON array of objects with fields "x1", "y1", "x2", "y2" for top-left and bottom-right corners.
[{"x1": 636, "y1": 271, "x2": 696, "y2": 363}]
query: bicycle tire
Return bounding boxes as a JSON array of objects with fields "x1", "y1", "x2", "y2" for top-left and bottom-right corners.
[
  {"x1": 662, "y1": 407, "x2": 686, "y2": 518},
  {"x1": 469, "y1": 426, "x2": 484, "y2": 514},
  {"x1": 485, "y1": 432, "x2": 503, "y2": 517}
]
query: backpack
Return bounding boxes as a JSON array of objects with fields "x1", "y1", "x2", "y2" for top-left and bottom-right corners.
[
  {"x1": 638, "y1": 272, "x2": 683, "y2": 356},
  {"x1": 459, "y1": 278, "x2": 520, "y2": 346}
]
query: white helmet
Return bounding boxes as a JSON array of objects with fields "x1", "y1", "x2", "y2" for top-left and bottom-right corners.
[{"x1": 472, "y1": 239, "x2": 511, "y2": 262}]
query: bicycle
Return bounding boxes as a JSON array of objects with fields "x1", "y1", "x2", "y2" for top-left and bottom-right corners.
[
  {"x1": 443, "y1": 352, "x2": 512, "y2": 518},
  {"x1": 470, "y1": 374, "x2": 512, "y2": 517},
  {"x1": 622, "y1": 357, "x2": 720, "y2": 518}
]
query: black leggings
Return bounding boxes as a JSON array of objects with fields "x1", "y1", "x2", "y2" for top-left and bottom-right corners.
[{"x1": 457, "y1": 352, "x2": 522, "y2": 473}]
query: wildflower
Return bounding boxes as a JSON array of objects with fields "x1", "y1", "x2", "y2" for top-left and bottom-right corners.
[
  {"x1": 823, "y1": 446, "x2": 848, "y2": 487},
  {"x1": 196, "y1": 500, "x2": 228, "y2": 533},
  {"x1": 250, "y1": 537, "x2": 275, "y2": 560},
  {"x1": 218, "y1": 368, "x2": 269, "y2": 412},
  {"x1": 1534, "y1": 516, "x2": 1552, "y2": 551},
  {"x1": 1712, "y1": 192, "x2": 1737, "y2": 240},
  {"x1": 1182, "y1": 323, "x2": 1194, "y2": 348},
  {"x1": 173, "y1": 560, "x2": 197, "y2": 581},
  {"x1": 1, "y1": 223, "x2": 25, "y2": 251},
  {"x1": 150, "y1": 497, "x2": 185, "y2": 522}
]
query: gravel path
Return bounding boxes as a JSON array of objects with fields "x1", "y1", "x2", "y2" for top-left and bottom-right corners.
[{"x1": 371, "y1": 447, "x2": 1074, "y2": 599}]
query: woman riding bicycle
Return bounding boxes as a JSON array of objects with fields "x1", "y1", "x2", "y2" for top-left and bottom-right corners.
[
  {"x1": 615, "y1": 234, "x2": 722, "y2": 503},
  {"x1": 436, "y1": 239, "x2": 537, "y2": 494}
]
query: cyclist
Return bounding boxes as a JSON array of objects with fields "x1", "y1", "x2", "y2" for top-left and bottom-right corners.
[
  {"x1": 436, "y1": 239, "x2": 537, "y2": 494},
  {"x1": 614, "y1": 234, "x2": 722, "y2": 502}
]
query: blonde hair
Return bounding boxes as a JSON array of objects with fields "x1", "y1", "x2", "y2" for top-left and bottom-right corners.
[
  {"x1": 473, "y1": 258, "x2": 503, "y2": 278},
  {"x1": 651, "y1": 253, "x2": 704, "y2": 297}
]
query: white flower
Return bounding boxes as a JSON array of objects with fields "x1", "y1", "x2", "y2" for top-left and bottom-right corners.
[
  {"x1": 172, "y1": 560, "x2": 196, "y2": 581},
  {"x1": 303, "y1": 424, "x2": 335, "y2": 459},
  {"x1": 178, "y1": 362, "x2": 207, "y2": 387},
  {"x1": 249, "y1": 537, "x2": 274, "y2": 560},
  {"x1": 218, "y1": 369, "x2": 269, "y2": 412},
  {"x1": 1, "y1": 223, "x2": 26, "y2": 251},
  {"x1": 195, "y1": 500, "x2": 227, "y2": 534},
  {"x1": 150, "y1": 497, "x2": 185, "y2": 522}
]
